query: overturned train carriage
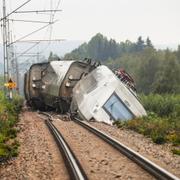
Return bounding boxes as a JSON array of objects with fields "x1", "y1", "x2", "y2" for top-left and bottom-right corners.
[
  {"x1": 24, "y1": 60, "x2": 98, "y2": 112},
  {"x1": 70, "y1": 65, "x2": 147, "y2": 124},
  {"x1": 24, "y1": 60, "x2": 147, "y2": 124}
]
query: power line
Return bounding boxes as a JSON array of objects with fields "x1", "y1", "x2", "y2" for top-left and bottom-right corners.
[
  {"x1": 7, "y1": 20, "x2": 58, "y2": 46},
  {"x1": 10, "y1": 42, "x2": 41, "y2": 63},
  {"x1": 38, "y1": 0, "x2": 62, "y2": 56},
  {"x1": 0, "y1": 0, "x2": 32, "y2": 21},
  {"x1": 14, "y1": 9, "x2": 62, "y2": 14},
  {"x1": 15, "y1": 53, "x2": 39, "y2": 55},
  {"x1": 14, "y1": 54, "x2": 38, "y2": 57},
  {"x1": 16, "y1": 39, "x2": 65, "y2": 43},
  {"x1": 8, "y1": 19, "x2": 51, "y2": 24},
  {"x1": 1, "y1": 0, "x2": 63, "y2": 96}
]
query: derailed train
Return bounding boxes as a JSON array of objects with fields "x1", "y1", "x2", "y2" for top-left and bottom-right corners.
[{"x1": 24, "y1": 60, "x2": 147, "y2": 124}]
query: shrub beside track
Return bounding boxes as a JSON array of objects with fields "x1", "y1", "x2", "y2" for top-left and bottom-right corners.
[{"x1": 0, "y1": 92, "x2": 23, "y2": 161}]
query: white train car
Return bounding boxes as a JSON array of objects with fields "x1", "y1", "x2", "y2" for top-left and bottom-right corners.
[{"x1": 71, "y1": 65, "x2": 147, "y2": 125}]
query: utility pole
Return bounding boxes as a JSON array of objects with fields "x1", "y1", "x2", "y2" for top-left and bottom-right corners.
[{"x1": 2, "y1": 0, "x2": 9, "y2": 96}]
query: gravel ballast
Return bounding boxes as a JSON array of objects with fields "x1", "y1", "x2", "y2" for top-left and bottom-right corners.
[
  {"x1": 54, "y1": 119, "x2": 154, "y2": 180},
  {"x1": 0, "y1": 111, "x2": 69, "y2": 180},
  {"x1": 90, "y1": 121, "x2": 180, "y2": 178}
]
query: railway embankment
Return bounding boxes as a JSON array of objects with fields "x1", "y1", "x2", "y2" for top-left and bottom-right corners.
[{"x1": 0, "y1": 110, "x2": 179, "y2": 179}]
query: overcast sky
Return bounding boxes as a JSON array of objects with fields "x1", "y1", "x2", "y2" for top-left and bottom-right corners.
[{"x1": 0, "y1": 0, "x2": 180, "y2": 45}]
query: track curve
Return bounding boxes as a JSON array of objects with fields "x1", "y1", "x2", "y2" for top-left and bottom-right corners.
[
  {"x1": 40, "y1": 112, "x2": 179, "y2": 180},
  {"x1": 42, "y1": 113, "x2": 88, "y2": 180}
]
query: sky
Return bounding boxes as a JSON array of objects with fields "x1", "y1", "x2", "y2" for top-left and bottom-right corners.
[
  {"x1": 60, "y1": 0, "x2": 180, "y2": 45},
  {"x1": 0, "y1": 0, "x2": 180, "y2": 45}
]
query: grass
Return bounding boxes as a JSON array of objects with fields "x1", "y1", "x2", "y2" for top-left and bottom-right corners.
[
  {"x1": 114, "y1": 94, "x2": 180, "y2": 155},
  {"x1": 0, "y1": 91, "x2": 23, "y2": 160},
  {"x1": 140, "y1": 94, "x2": 180, "y2": 118}
]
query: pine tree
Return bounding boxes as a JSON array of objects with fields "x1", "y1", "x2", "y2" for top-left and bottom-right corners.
[
  {"x1": 146, "y1": 37, "x2": 153, "y2": 48},
  {"x1": 136, "y1": 36, "x2": 145, "y2": 51}
]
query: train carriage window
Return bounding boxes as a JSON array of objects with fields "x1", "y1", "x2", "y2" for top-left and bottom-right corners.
[{"x1": 103, "y1": 93, "x2": 134, "y2": 121}]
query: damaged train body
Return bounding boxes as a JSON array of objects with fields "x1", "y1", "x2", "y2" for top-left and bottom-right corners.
[
  {"x1": 24, "y1": 60, "x2": 98, "y2": 112},
  {"x1": 24, "y1": 60, "x2": 147, "y2": 124}
]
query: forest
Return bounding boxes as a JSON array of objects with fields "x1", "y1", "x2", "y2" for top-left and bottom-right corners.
[{"x1": 64, "y1": 33, "x2": 180, "y2": 94}]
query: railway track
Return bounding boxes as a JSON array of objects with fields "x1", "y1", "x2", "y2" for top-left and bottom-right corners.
[
  {"x1": 41, "y1": 112, "x2": 179, "y2": 180},
  {"x1": 41, "y1": 112, "x2": 87, "y2": 180},
  {"x1": 73, "y1": 117, "x2": 179, "y2": 180}
]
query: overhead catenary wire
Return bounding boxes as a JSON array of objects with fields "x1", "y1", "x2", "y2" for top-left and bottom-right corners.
[
  {"x1": 44, "y1": 0, "x2": 54, "y2": 52},
  {"x1": 0, "y1": 0, "x2": 64, "y2": 96},
  {"x1": 1, "y1": 0, "x2": 33, "y2": 96},
  {"x1": 16, "y1": 39, "x2": 65, "y2": 43},
  {"x1": 0, "y1": 0, "x2": 32, "y2": 21},
  {"x1": 3, "y1": 0, "x2": 62, "y2": 76},
  {"x1": 38, "y1": 0, "x2": 62, "y2": 56},
  {"x1": 36, "y1": 0, "x2": 54, "y2": 57},
  {"x1": 13, "y1": 54, "x2": 38, "y2": 57},
  {"x1": 14, "y1": 9, "x2": 62, "y2": 14},
  {"x1": 15, "y1": 52, "x2": 39, "y2": 54},
  {"x1": 8, "y1": 19, "x2": 52, "y2": 24},
  {"x1": 9, "y1": 42, "x2": 41, "y2": 64},
  {"x1": 7, "y1": 0, "x2": 62, "y2": 68},
  {"x1": 15, "y1": 0, "x2": 63, "y2": 59},
  {"x1": 7, "y1": 20, "x2": 58, "y2": 46}
]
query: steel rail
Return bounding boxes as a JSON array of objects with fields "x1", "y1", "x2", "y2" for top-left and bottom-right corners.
[
  {"x1": 44, "y1": 115, "x2": 87, "y2": 180},
  {"x1": 73, "y1": 117, "x2": 179, "y2": 180}
]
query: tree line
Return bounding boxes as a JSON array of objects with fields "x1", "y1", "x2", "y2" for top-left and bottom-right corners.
[{"x1": 64, "y1": 33, "x2": 180, "y2": 94}]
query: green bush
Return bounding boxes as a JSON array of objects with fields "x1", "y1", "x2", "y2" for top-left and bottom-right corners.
[
  {"x1": 0, "y1": 91, "x2": 23, "y2": 160},
  {"x1": 172, "y1": 149, "x2": 180, "y2": 155},
  {"x1": 116, "y1": 114, "x2": 180, "y2": 145},
  {"x1": 140, "y1": 94, "x2": 180, "y2": 117}
]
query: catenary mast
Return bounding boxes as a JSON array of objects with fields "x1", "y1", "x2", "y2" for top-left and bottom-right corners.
[{"x1": 2, "y1": 0, "x2": 9, "y2": 95}]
